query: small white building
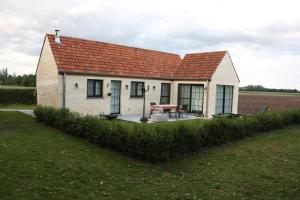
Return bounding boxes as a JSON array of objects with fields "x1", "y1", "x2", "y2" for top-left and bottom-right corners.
[{"x1": 36, "y1": 31, "x2": 239, "y2": 118}]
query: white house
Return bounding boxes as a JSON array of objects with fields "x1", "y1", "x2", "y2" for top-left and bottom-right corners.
[{"x1": 36, "y1": 31, "x2": 239, "y2": 118}]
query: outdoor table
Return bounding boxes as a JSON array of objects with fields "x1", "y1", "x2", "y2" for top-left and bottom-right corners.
[{"x1": 150, "y1": 104, "x2": 177, "y2": 113}]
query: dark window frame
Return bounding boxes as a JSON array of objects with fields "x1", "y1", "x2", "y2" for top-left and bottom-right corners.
[
  {"x1": 130, "y1": 81, "x2": 144, "y2": 98},
  {"x1": 87, "y1": 79, "x2": 103, "y2": 98},
  {"x1": 177, "y1": 84, "x2": 204, "y2": 112},
  {"x1": 110, "y1": 80, "x2": 121, "y2": 114},
  {"x1": 215, "y1": 85, "x2": 233, "y2": 114},
  {"x1": 160, "y1": 83, "x2": 171, "y2": 104}
]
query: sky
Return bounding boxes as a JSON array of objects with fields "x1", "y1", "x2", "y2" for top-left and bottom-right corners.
[{"x1": 0, "y1": 0, "x2": 300, "y2": 89}]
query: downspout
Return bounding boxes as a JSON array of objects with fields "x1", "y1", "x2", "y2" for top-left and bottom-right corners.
[
  {"x1": 63, "y1": 72, "x2": 66, "y2": 108},
  {"x1": 205, "y1": 80, "x2": 210, "y2": 118}
]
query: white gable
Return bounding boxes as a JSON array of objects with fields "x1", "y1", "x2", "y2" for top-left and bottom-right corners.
[{"x1": 211, "y1": 52, "x2": 239, "y2": 84}]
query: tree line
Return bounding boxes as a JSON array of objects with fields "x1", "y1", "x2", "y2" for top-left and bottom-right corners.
[
  {"x1": 0, "y1": 68, "x2": 36, "y2": 87},
  {"x1": 240, "y1": 85, "x2": 299, "y2": 93}
]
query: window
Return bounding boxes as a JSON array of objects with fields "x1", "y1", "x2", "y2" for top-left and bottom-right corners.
[
  {"x1": 178, "y1": 84, "x2": 204, "y2": 112},
  {"x1": 215, "y1": 85, "x2": 233, "y2": 114},
  {"x1": 130, "y1": 81, "x2": 144, "y2": 97},
  {"x1": 160, "y1": 83, "x2": 171, "y2": 104},
  {"x1": 87, "y1": 79, "x2": 103, "y2": 97}
]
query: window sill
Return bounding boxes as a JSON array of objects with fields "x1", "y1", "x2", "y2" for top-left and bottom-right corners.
[
  {"x1": 130, "y1": 96, "x2": 144, "y2": 99},
  {"x1": 86, "y1": 97, "x2": 104, "y2": 99}
]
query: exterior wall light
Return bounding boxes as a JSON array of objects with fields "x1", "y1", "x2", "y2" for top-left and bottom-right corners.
[
  {"x1": 153, "y1": 86, "x2": 156, "y2": 90},
  {"x1": 75, "y1": 83, "x2": 78, "y2": 88},
  {"x1": 125, "y1": 84, "x2": 129, "y2": 90}
]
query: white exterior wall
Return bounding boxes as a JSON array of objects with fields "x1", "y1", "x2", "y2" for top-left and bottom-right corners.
[
  {"x1": 208, "y1": 52, "x2": 240, "y2": 117},
  {"x1": 58, "y1": 75, "x2": 212, "y2": 117},
  {"x1": 58, "y1": 74, "x2": 172, "y2": 116},
  {"x1": 36, "y1": 38, "x2": 59, "y2": 107}
]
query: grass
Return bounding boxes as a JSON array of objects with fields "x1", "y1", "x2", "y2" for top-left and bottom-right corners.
[
  {"x1": 0, "y1": 112, "x2": 300, "y2": 199},
  {"x1": 0, "y1": 104, "x2": 36, "y2": 109}
]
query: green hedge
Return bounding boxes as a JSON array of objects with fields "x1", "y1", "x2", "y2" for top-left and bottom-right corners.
[
  {"x1": 0, "y1": 88, "x2": 36, "y2": 105},
  {"x1": 34, "y1": 106, "x2": 300, "y2": 162}
]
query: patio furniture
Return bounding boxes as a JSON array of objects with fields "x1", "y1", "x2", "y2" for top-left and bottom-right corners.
[
  {"x1": 150, "y1": 113, "x2": 168, "y2": 122},
  {"x1": 194, "y1": 110, "x2": 204, "y2": 117},
  {"x1": 150, "y1": 104, "x2": 177, "y2": 113},
  {"x1": 163, "y1": 108, "x2": 171, "y2": 114},
  {"x1": 169, "y1": 107, "x2": 178, "y2": 118},
  {"x1": 177, "y1": 105, "x2": 188, "y2": 118},
  {"x1": 150, "y1": 102, "x2": 157, "y2": 114}
]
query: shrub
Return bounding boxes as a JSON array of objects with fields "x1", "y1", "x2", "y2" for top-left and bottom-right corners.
[
  {"x1": 34, "y1": 106, "x2": 300, "y2": 162},
  {"x1": 0, "y1": 88, "x2": 36, "y2": 104}
]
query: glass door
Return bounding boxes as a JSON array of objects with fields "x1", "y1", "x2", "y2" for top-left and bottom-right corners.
[
  {"x1": 110, "y1": 80, "x2": 121, "y2": 114},
  {"x1": 178, "y1": 84, "x2": 204, "y2": 112},
  {"x1": 191, "y1": 85, "x2": 204, "y2": 112},
  {"x1": 178, "y1": 84, "x2": 191, "y2": 110}
]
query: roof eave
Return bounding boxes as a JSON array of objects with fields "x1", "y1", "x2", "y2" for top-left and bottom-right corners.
[{"x1": 57, "y1": 70, "x2": 210, "y2": 81}]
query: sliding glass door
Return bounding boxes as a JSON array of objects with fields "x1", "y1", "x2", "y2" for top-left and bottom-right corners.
[
  {"x1": 178, "y1": 84, "x2": 204, "y2": 112},
  {"x1": 215, "y1": 85, "x2": 233, "y2": 114},
  {"x1": 191, "y1": 85, "x2": 204, "y2": 112}
]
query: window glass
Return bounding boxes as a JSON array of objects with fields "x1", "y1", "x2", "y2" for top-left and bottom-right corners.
[
  {"x1": 137, "y1": 82, "x2": 143, "y2": 96},
  {"x1": 95, "y1": 81, "x2": 101, "y2": 96},
  {"x1": 87, "y1": 79, "x2": 102, "y2": 97},
  {"x1": 160, "y1": 83, "x2": 171, "y2": 104},
  {"x1": 87, "y1": 80, "x2": 94, "y2": 96},
  {"x1": 130, "y1": 82, "x2": 136, "y2": 96},
  {"x1": 215, "y1": 85, "x2": 233, "y2": 114},
  {"x1": 130, "y1": 82, "x2": 144, "y2": 97},
  {"x1": 178, "y1": 84, "x2": 204, "y2": 112}
]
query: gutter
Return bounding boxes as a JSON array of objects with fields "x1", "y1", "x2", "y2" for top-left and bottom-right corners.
[
  {"x1": 58, "y1": 70, "x2": 211, "y2": 82},
  {"x1": 205, "y1": 80, "x2": 210, "y2": 117}
]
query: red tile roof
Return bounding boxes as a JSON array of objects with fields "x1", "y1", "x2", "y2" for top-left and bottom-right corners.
[
  {"x1": 172, "y1": 51, "x2": 226, "y2": 79},
  {"x1": 46, "y1": 34, "x2": 226, "y2": 80}
]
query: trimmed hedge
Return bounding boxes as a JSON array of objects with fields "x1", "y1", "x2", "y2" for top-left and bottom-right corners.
[
  {"x1": 34, "y1": 106, "x2": 300, "y2": 162},
  {"x1": 0, "y1": 88, "x2": 36, "y2": 104}
]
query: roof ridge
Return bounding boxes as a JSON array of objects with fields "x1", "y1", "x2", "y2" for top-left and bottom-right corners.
[
  {"x1": 185, "y1": 50, "x2": 227, "y2": 56},
  {"x1": 46, "y1": 33, "x2": 181, "y2": 57}
]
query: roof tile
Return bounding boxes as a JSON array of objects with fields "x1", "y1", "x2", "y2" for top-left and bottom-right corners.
[{"x1": 47, "y1": 34, "x2": 226, "y2": 80}]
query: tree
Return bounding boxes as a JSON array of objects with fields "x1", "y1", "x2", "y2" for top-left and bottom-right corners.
[
  {"x1": 0, "y1": 68, "x2": 8, "y2": 84},
  {"x1": 240, "y1": 85, "x2": 299, "y2": 93},
  {"x1": 0, "y1": 68, "x2": 36, "y2": 87}
]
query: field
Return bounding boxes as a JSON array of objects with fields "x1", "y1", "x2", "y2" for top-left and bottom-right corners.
[
  {"x1": 239, "y1": 91, "x2": 300, "y2": 114},
  {"x1": 1, "y1": 111, "x2": 300, "y2": 199}
]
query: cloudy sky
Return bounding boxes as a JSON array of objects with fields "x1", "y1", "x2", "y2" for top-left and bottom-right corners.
[{"x1": 0, "y1": 0, "x2": 300, "y2": 89}]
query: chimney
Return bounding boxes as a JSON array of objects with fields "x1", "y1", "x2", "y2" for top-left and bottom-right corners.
[{"x1": 54, "y1": 29, "x2": 61, "y2": 44}]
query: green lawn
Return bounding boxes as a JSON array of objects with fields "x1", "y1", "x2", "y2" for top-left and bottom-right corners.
[{"x1": 0, "y1": 112, "x2": 299, "y2": 200}]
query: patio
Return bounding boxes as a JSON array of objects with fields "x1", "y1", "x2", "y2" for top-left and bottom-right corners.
[{"x1": 117, "y1": 113, "x2": 206, "y2": 123}]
